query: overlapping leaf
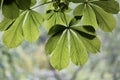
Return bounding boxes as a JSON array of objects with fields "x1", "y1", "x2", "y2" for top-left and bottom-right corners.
[
  {"x1": 1, "y1": 0, "x2": 36, "y2": 19},
  {"x1": 15, "y1": 0, "x2": 31, "y2": 10},
  {"x1": 90, "y1": 4, "x2": 116, "y2": 32},
  {"x1": 74, "y1": 4, "x2": 98, "y2": 29},
  {"x1": 71, "y1": 26, "x2": 101, "y2": 53},
  {"x1": 0, "y1": 0, "x2": 119, "y2": 70},
  {"x1": 23, "y1": 10, "x2": 43, "y2": 42},
  {"x1": 91, "y1": 0, "x2": 119, "y2": 14},
  {"x1": 2, "y1": 1, "x2": 19, "y2": 19},
  {"x1": 73, "y1": 0, "x2": 119, "y2": 32},
  {"x1": 69, "y1": 16, "x2": 82, "y2": 26},
  {"x1": 45, "y1": 17, "x2": 101, "y2": 70},
  {"x1": 2, "y1": 10, "x2": 43, "y2": 48},
  {"x1": 44, "y1": 10, "x2": 71, "y2": 30}
]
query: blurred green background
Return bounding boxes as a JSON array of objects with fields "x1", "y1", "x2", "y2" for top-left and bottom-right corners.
[{"x1": 0, "y1": 1, "x2": 120, "y2": 80}]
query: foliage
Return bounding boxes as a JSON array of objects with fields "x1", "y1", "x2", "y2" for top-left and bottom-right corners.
[{"x1": 0, "y1": 0, "x2": 119, "y2": 70}]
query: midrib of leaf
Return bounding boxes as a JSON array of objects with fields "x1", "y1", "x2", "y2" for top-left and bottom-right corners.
[
  {"x1": 60, "y1": 12, "x2": 69, "y2": 26},
  {"x1": 97, "y1": 2, "x2": 113, "y2": 11},
  {"x1": 80, "y1": 35, "x2": 100, "y2": 52},
  {"x1": 67, "y1": 30, "x2": 70, "y2": 53},
  {"x1": 86, "y1": 4, "x2": 95, "y2": 26},
  {"x1": 74, "y1": 29, "x2": 96, "y2": 48},
  {"x1": 9, "y1": 25, "x2": 21, "y2": 46},
  {"x1": 9, "y1": 13, "x2": 25, "y2": 46},
  {"x1": 58, "y1": 12, "x2": 63, "y2": 24},
  {"x1": 23, "y1": 11, "x2": 34, "y2": 41},
  {"x1": 30, "y1": 12, "x2": 38, "y2": 26},
  {"x1": 90, "y1": 4, "x2": 112, "y2": 31},
  {"x1": 47, "y1": 12, "x2": 55, "y2": 20},
  {"x1": 91, "y1": 1, "x2": 119, "y2": 14},
  {"x1": 56, "y1": 30, "x2": 67, "y2": 68},
  {"x1": 29, "y1": 13, "x2": 33, "y2": 41},
  {"x1": 60, "y1": 12, "x2": 65, "y2": 24},
  {"x1": 54, "y1": 12, "x2": 57, "y2": 25},
  {"x1": 23, "y1": 11, "x2": 29, "y2": 26},
  {"x1": 30, "y1": 11, "x2": 40, "y2": 26},
  {"x1": 70, "y1": 30, "x2": 82, "y2": 65},
  {"x1": 94, "y1": 9, "x2": 111, "y2": 31},
  {"x1": 83, "y1": 4, "x2": 98, "y2": 28},
  {"x1": 23, "y1": 11, "x2": 39, "y2": 42},
  {"x1": 85, "y1": 39, "x2": 99, "y2": 51}
]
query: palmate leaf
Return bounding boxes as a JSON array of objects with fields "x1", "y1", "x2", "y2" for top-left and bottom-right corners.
[
  {"x1": 45, "y1": 24, "x2": 100, "y2": 70},
  {"x1": 1, "y1": 0, "x2": 36, "y2": 19},
  {"x1": 74, "y1": 4, "x2": 98, "y2": 29},
  {"x1": 73, "y1": 0, "x2": 119, "y2": 32},
  {"x1": 44, "y1": 10, "x2": 71, "y2": 30},
  {"x1": 90, "y1": 4, "x2": 116, "y2": 32},
  {"x1": 2, "y1": 10, "x2": 43, "y2": 48},
  {"x1": 23, "y1": 10, "x2": 43, "y2": 42},
  {"x1": 91, "y1": 0, "x2": 119, "y2": 14},
  {"x1": 0, "y1": 0, "x2": 118, "y2": 70}
]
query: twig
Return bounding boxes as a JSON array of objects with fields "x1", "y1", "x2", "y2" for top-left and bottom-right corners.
[
  {"x1": 70, "y1": 67, "x2": 82, "y2": 80},
  {"x1": 31, "y1": 1, "x2": 55, "y2": 9},
  {"x1": 49, "y1": 61, "x2": 62, "y2": 80}
]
